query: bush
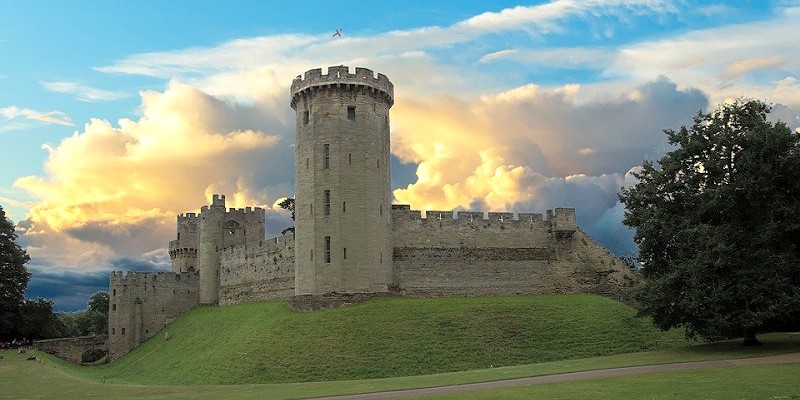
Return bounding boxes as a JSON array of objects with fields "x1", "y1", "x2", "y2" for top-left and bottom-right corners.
[{"x1": 81, "y1": 348, "x2": 107, "y2": 363}]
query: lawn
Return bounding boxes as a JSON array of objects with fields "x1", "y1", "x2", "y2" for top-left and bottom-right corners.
[{"x1": 1, "y1": 333, "x2": 798, "y2": 400}]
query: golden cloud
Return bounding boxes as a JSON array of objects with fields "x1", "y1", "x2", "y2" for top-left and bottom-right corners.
[{"x1": 15, "y1": 81, "x2": 290, "y2": 267}]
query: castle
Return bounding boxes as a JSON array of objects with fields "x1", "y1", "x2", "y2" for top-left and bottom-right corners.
[{"x1": 107, "y1": 66, "x2": 635, "y2": 360}]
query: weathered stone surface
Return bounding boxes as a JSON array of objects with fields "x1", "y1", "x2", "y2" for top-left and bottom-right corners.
[
  {"x1": 105, "y1": 66, "x2": 637, "y2": 362},
  {"x1": 34, "y1": 335, "x2": 107, "y2": 364},
  {"x1": 107, "y1": 271, "x2": 199, "y2": 360},
  {"x1": 289, "y1": 292, "x2": 392, "y2": 312}
]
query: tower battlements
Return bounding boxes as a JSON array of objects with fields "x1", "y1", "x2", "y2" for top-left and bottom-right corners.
[
  {"x1": 290, "y1": 66, "x2": 394, "y2": 109},
  {"x1": 201, "y1": 194, "x2": 226, "y2": 212},
  {"x1": 110, "y1": 270, "x2": 199, "y2": 286},
  {"x1": 390, "y1": 205, "x2": 575, "y2": 230},
  {"x1": 390, "y1": 205, "x2": 549, "y2": 226},
  {"x1": 226, "y1": 206, "x2": 264, "y2": 218},
  {"x1": 178, "y1": 212, "x2": 198, "y2": 221}
]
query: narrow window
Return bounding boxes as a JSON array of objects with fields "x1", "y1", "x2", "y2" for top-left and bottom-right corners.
[
  {"x1": 325, "y1": 236, "x2": 331, "y2": 263},
  {"x1": 347, "y1": 106, "x2": 356, "y2": 120},
  {"x1": 377, "y1": 159, "x2": 380, "y2": 169},
  {"x1": 122, "y1": 328, "x2": 126, "y2": 336},
  {"x1": 303, "y1": 110, "x2": 309, "y2": 125},
  {"x1": 310, "y1": 204, "x2": 313, "y2": 216},
  {"x1": 306, "y1": 158, "x2": 309, "y2": 169},
  {"x1": 380, "y1": 251, "x2": 383, "y2": 263},
  {"x1": 310, "y1": 249, "x2": 313, "y2": 261},
  {"x1": 380, "y1": 204, "x2": 383, "y2": 216},
  {"x1": 112, "y1": 304, "x2": 116, "y2": 311},
  {"x1": 145, "y1": 329, "x2": 149, "y2": 334},
  {"x1": 112, "y1": 289, "x2": 116, "y2": 297},
  {"x1": 342, "y1": 201, "x2": 346, "y2": 213},
  {"x1": 112, "y1": 328, "x2": 115, "y2": 335},
  {"x1": 323, "y1": 144, "x2": 330, "y2": 169},
  {"x1": 324, "y1": 190, "x2": 331, "y2": 216},
  {"x1": 348, "y1": 153, "x2": 352, "y2": 164}
]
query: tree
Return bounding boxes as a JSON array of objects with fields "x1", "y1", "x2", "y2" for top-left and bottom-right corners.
[
  {"x1": 620, "y1": 100, "x2": 800, "y2": 345},
  {"x1": 279, "y1": 197, "x2": 295, "y2": 235},
  {"x1": 88, "y1": 291, "x2": 109, "y2": 314},
  {"x1": 15, "y1": 298, "x2": 61, "y2": 340},
  {"x1": 0, "y1": 205, "x2": 31, "y2": 340},
  {"x1": 79, "y1": 291, "x2": 108, "y2": 335}
]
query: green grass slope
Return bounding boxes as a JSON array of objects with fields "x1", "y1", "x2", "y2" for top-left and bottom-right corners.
[{"x1": 89, "y1": 294, "x2": 691, "y2": 384}]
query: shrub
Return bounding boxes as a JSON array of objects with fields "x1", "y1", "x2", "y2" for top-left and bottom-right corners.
[{"x1": 81, "y1": 348, "x2": 107, "y2": 363}]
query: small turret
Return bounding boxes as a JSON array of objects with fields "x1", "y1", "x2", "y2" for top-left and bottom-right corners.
[{"x1": 199, "y1": 194, "x2": 226, "y2": 304}]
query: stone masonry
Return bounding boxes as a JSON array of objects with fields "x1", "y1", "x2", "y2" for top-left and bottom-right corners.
[{"x1": 106, "y1": 66, "x2": 635, "y2": 361}]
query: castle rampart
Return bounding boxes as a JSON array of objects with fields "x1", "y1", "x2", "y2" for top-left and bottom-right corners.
[
  {"x1": 106, "y1": 66, "x2": 635, "y2": 363},
  {"x1": 107, "y1": 271, "x2": 199, "y2": 360},
  {"x1": 219, "y1": 235, "x2": 296, "y2": 305},
  {"x1": 390, "y1": 205, "x2": 630, "y2": 298}
]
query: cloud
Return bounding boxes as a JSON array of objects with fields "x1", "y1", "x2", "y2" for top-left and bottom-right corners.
[
  {"x1": 479, "y1": 47, "x2": 612, "y2": 69},
  {"x1": 25, "y1": 266, "x2": 111, "y2": 312},
  {"x1": 608, "y1": 6, "x2": 800, "y2": 108},
  {"x1": 0, "y1": 106, "x2": 74, "y2": 129},
  {"x1": 391, "y1": 77, "x2": 707, "y2": 247},
  {"x1": 479, "y1": 49, "x2": 520, "y2": 64},
  {"x1": 94, "y1": 1, "x2": 675, "y2": 100},
  {"x1": 723, "y1": 56, "x2": 787, "y2": 80},
  {"x1": 15, "y1": 80, "x2": 295, "y2": 273},
  {"x1": 40, "y1": 81, "x2": 127, "y2": 102},
  {"x1": 458, "y1": 0, "x2": 675, "y2": 34}
]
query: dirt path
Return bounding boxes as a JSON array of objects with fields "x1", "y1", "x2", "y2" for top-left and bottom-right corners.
[{"x1": 312, "y1": 352, "x2": 800, "y2": 399}]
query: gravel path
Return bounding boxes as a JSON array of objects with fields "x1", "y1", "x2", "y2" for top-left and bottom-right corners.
[{"x1": 311, "y1": 352, "x2": 800, "y2": 399}]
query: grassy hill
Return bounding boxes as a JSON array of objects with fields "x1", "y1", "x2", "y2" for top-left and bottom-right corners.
[{"x1": 85, "y1": 294, "x2": 691, "y2": 384}]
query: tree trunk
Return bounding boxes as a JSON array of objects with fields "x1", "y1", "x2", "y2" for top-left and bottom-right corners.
[{"x1": 742, "y1": 329, "x2": 762, "y2": 346}]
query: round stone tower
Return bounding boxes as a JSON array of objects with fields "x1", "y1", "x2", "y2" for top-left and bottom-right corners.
[
  {"x1": 198, "y1": 194, "x2": 225, "y2": 304},
  {"x1": 290, "y1": 66, "x2": 394, "y2": 295}
]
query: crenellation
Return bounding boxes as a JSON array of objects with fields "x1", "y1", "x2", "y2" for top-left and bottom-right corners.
[
  {"x1": 291, "y1": 65, "x2": 394, "y2": 110},
  {"x1": 107, "y1": 66, "x2": 636, "y2": 363},
  {"x1": 487, "y1": 212, "x2": 514, "y2": 222}
]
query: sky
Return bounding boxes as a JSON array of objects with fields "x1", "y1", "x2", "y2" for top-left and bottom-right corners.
[{"x1": 1, "y1": 0, "x2": 799, "y2": 311}]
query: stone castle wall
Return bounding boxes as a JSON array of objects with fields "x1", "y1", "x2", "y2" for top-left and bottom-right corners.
[
  {"x1": 105, "y1": 66, "x2": 636, "y2": 363},
  {"x1": 391, "y1": 206, "x2": 633, "y2": 298},
  {"x1": 107, "y1": 271, "x2": 199, "y2": 360},
  {"x1": 219, "y1": 235, "x2": 296, "y2": 305},
  {"x1": 34, "y1": 335, "x2": 108, "y2": 364}
]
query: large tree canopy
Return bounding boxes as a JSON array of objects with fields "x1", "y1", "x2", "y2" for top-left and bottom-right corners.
[
  {"x1": 620, "y1": 100, "x2": 800, "y2": 345},
  {"x1": 0, "y1": 205, "x2": 31, "y2": 340}
]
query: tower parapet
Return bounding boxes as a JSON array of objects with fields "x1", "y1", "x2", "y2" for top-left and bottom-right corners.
[{"x1": 290, "y1": 66, "x2": 393, "y2": 109}]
